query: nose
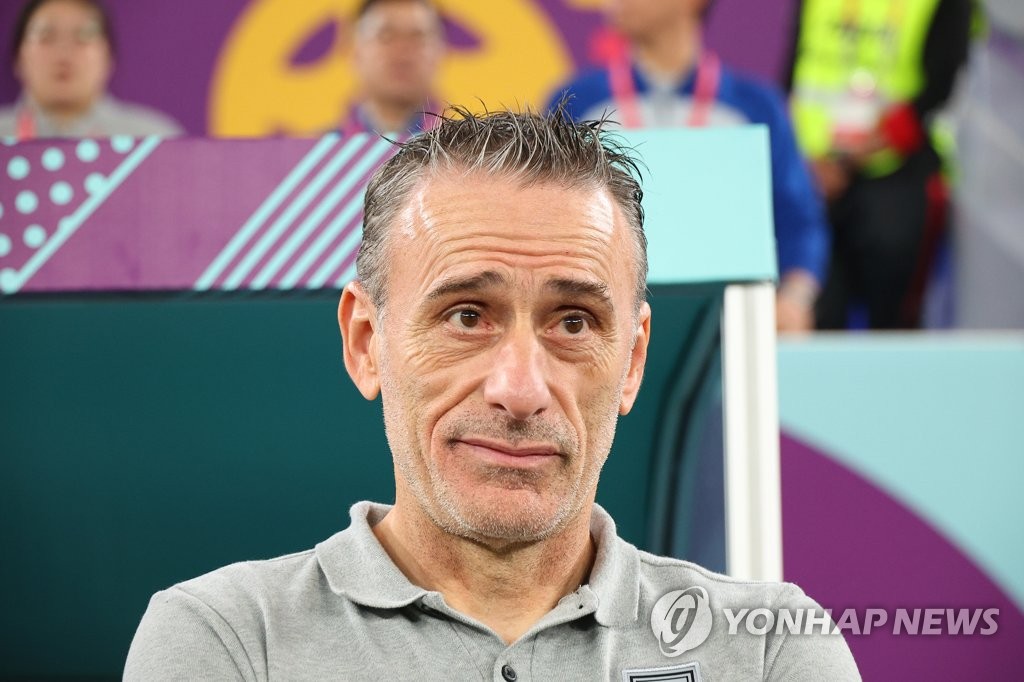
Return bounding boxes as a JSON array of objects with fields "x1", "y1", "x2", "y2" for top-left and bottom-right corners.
[{"x1": 482, "y1": 325, "x2": 552, "y2": 421}]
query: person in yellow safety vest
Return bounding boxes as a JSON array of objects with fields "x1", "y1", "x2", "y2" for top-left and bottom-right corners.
[{"x1": 786, "y1": 0, "x2": 972, "y2": 329}]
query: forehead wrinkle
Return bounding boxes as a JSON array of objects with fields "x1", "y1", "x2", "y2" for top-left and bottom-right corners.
[
  {"x1": 393, "y1": 175, "x2": 633, "y2": 305},
  {"x1": 406, "y1": 232, "x2": 621, "y2": 303}
]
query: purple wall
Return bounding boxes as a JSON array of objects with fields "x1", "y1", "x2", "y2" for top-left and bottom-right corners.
[{"x1": 0, "y1": 0, "x2": 797, "y2": 136}]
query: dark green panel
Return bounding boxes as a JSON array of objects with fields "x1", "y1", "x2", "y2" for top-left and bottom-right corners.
[{"x1": 0, "y1": 286, "x2": 722, "y2": 678}]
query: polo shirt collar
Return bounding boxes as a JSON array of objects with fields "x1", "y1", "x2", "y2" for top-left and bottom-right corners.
[
  {"x1": 316, "y1": 501, "x2": 428, "y2": 609},
  {"x1": 315, "y1": 501, "x2": 640, "y2": 627},
  {"x1": 587, "y1": 504, "x2": 641, "y2": 627}
]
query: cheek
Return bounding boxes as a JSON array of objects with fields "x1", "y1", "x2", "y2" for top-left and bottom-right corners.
[
  {"x1": 382, "y1": 336, "x2": 469, "y2": 441},
  {"x1": 82, "y1": 49, "x2": 109, "y2": 78},
  {"x1": 571, "y1": 350, "x2": 630, "y2": 441}
]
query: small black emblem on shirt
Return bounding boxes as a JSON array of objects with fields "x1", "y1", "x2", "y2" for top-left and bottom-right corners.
[{"x1": 622, "y1": 661, "x2": 702, "y2": 682}]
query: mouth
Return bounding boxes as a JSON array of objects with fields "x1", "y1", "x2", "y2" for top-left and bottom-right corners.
[{"x1": 455, "y1": 437, "x2": 561, "y2": 468}]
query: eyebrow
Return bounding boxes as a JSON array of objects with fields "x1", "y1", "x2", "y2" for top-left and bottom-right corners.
[
  {"x1": 425, "y1": 271, "x2": 614, "y2": 307},
  {"x1": 545, "y1": 277, "x2": 613, "y2": 307},
  {"x1": 425, "y1": 271, "x2": 509, "y2": 301}
]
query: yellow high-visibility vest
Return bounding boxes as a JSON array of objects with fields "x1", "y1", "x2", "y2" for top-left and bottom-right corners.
[{"x1": 791, "y1": 0, "x2": 941, "y2": 176}]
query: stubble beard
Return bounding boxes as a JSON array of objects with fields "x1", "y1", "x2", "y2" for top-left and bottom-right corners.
[{"x1": 378, "y1": 346, "x2": 627, "y2": 547}]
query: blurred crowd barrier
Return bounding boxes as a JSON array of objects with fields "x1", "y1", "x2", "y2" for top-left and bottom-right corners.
[{"x1": 952, "y1": 0, "x2": 1024, "y2": 327}]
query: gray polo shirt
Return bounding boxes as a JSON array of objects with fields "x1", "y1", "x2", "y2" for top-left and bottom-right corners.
[
  {"x1": 0, "y1": 95, "x2": 182, "y2": 138},
  {"x1": 124, "y1": 502, "x2": 859, "y2": 681}
]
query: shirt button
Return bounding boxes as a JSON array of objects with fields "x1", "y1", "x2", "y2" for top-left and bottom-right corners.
[{"x1": 500, "y1": 664, "x2": 518, "y2": 681}]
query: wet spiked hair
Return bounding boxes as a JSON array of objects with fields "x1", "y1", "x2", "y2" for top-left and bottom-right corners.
[{"x1": 357, "y1": 103, "x2": 647, "y2": 309}]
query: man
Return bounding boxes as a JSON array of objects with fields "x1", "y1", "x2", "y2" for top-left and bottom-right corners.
[
  {"x1": 551, "y1": 0, "x2": 829, "y2": 333},
  {"x1": 786, "y1": 0, "x2": 972, "y2": 328},
  {"x1": 342, "y1": 0, "x2": 444, "y2": 136},
  {"x1": 0, "y1": 0, "x2": 182, "y2": 138},
  {"x1": 125, "y1": 108, "x2": 859, "y2": 680}
]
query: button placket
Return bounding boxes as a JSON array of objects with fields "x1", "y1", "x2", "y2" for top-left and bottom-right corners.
[{"x1": 500, "y1": 663, "x2": 518, "y2": 681}]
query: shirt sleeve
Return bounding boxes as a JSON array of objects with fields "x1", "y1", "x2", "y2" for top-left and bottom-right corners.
[
  {"x1": 123, "y1": 587, "x2": 257, "y2": 681},
  {"x1": 764, "y1": 584, "x2": 862, "y2": 681},
  {"x1": 761, "y1": 86, "x2": 831, "y2": 283},
  {"x1": 547, "y1": 82, "x2": 587, "y2": 121},
  {"x1": 915, "y1": 0, "x2": 973, "y2": 120}
]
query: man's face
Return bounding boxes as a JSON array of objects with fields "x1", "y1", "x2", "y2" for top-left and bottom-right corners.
[
  {"x1": 352, "y1": 0, "x2": 443, "y2": 107},
  {"x1": 16, "y1": 0, "x2": 112, "y2": 112},
  {"x1": 605, "y1": 0, "x2": 700, "y2": 38},
  {"x1": 347, "y1": 173, "x2": 650, "y2": 545}
]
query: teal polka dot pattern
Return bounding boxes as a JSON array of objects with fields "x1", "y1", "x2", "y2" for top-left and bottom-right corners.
[
  {"x1": 8, "y1": 156, "x2": 29, "y2": 180},
  {"x1": 16, "y1": 190, "x2": 38, "y2": 215},
  {"x1": 23, "y1": 225, "x2": 46, "y2": 249},
  {"x1": 77, "y1": 139, "x2": 100, "y2": 163},
  {"x1": 0, "y1": 233, "x2": 11, "y2": 257},
  {"x1": 85, "y1": 173, "x2": 106, "y2": 194},
  {"x1": 50, "y1": 181, "x2": 73, "y2": 206},
  {"x1": 42, "y1": 148, "x2": 65, "y2": 171},
  {"x1": 111, "y1": 136, "x2": 134, "y2": 154}
]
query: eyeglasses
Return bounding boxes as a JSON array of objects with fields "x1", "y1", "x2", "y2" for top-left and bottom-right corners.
[{"x1": 24, "y1": 21, "x2": 105, "y2": 48}]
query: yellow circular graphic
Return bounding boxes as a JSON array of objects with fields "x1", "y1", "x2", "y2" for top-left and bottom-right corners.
[{"x1": 210, "y1": 0, "x2": 573, "y2": 136}]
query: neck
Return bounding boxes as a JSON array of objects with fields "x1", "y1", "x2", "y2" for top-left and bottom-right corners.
[
  {"x1": 359, "y1": 96, "x2": 421, "y2": 133},
  {"x1": 28, "y1": 94, "x2": 98, "y2": 132},
  {"x1": 630, "y1": 15, "x2": 702, "y2": 81},
  {"x1": 372, "y1": 495, "x2": 596, "y2": 644}
]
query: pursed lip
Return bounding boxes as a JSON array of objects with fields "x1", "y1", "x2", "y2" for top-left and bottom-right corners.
[{"x1": 457, "y1": 437, "x2": 561, "y2": 462}]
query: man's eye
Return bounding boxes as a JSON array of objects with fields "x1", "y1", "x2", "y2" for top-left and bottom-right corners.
[
  {"x1": 561, "y1": 315, "x2": 588, "y2": 335},
  {"x1": 448, "y1": 309, "x2": 481, "y2": 329}
]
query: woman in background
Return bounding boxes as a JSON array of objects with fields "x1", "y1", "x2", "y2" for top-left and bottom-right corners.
[{"x1": 0, "y1": 0, "x2": 182, "y2": 139}]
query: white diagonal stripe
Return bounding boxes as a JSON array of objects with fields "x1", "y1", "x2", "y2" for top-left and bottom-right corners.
[
  {"x1": 278, "y1": 137, "x2": 395, "y2": 288},
  {"x1": 221, "y1": 135, "x2": 366, "y2": 290},
  {"x1": 194, "y1": 134, "x2": 339, "y2": 291},
  {"x1": 253, "y1": 137, "x2": 395, "y2": 289}
]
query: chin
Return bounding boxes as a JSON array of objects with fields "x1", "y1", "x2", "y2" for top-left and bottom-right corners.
[{"x1": 441, "y1": 486, "x2": 578, "y2": 544}]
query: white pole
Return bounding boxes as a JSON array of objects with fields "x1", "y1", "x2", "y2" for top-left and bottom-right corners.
[{"x1": 721, "y1": 282, "x2": 783, "y2": 582}]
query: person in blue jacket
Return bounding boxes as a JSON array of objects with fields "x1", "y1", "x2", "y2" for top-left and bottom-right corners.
[{"x1": 550, "y1": 0, "x2": 828, "y2": 332}]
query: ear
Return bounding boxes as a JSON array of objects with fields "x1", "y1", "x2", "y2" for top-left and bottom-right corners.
[
  {"x1": 619, "y1": 301, "x2": 651, "y2": 415},
  {"x1": 339, "y1": 281, "x2": 381, "y2": 400}
]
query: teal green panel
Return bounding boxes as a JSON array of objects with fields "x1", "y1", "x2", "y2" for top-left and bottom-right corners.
[
  {"x1": 622, "y1": 127, "x2": 778, "y2": 285},
  {"x1": 778, "y1": 334, "x2": 1024, "y2": 610},
  {"x1": 1, "y1": 294, "x2": 394, "y2": 677}
]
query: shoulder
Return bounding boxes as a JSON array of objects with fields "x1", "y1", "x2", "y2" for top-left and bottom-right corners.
[
  {"x1": 104, "y1": 98, "x2": 184, "y2": 136},
  {"x1": 717, "y1": 66, "x2": 790, "y2": 127},
  {"x1": 636, "y1": 550, "x2": 808, "y2": 610},
  {"x1": 635, "y1": 552, "x2": 860, "y2": 680},
  {"x1": 144, "y1": 547, "x2": 323, "y2": 642},
  {"x1": 176, "y1": 547, "x2": 320, "y2": 612},
  {"x1": 0, "y1": 103, "x2": 18, "y2": 136},
  {"x1": 125, "y1": 549, "x2": 324, "y2": 679},
  {"x1": 549, "y1": 67, "x2": 614, "y2": 118}
]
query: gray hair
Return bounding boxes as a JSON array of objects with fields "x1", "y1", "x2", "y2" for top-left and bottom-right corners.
[{"x1": 356, "y1": 105, "x2": 648, "y2": 309}]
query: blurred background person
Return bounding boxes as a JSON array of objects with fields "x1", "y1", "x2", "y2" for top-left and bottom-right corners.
[
  {"x1": 787, "y1": 0, "x2": 973, "y2": 329},
  {"x1": 0, "y1": 0, "x2": 182, "y2": 139},
  {"x1": 342, "y1": 0, "x2": 444, "y2": 136},
  {"x1": 550, "y1": 0, "x2": 830, "y2": 333}
]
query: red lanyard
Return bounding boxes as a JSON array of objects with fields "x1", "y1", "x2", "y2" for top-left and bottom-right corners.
[
  {"x1": 609, "y1": 49, "x2": 721, "y2": 129},
  {"x1": 16, "y1": 107, "x2": 35, "y2": 141}
]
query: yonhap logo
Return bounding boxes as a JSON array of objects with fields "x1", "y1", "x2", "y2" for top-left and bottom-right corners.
[{"x1": 650, "y1": 587, "x2": 713, "y2": 657}]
